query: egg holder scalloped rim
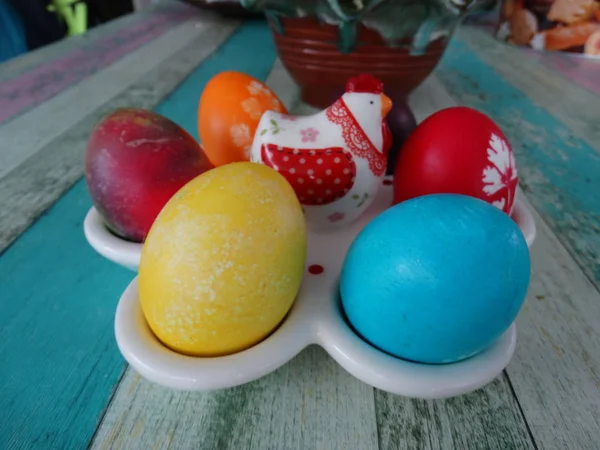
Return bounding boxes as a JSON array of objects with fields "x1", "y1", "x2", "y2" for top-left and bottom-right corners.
[{"x1": 84, "y1": 182, "x2": 536, "y2": 399}]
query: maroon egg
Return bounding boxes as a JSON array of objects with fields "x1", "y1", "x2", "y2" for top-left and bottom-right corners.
[
  {"x1": 385, "y1": 96, "x2": 417, "y2": 175},
  {"x1": 85, "y1": 108, "x2": 213, "y2": 242}
]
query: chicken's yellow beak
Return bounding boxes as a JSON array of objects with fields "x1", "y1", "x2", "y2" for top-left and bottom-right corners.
[{"x1": 381, "y1": 94, "x2": 392, "y2": 118}]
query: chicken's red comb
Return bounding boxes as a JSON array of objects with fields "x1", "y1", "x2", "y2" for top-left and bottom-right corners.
[{"x1": 345, "y1": 74, "x2": 383, "y2": 94}]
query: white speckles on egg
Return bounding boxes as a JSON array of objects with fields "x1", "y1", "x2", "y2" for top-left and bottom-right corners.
[
  {"x1": 257, "y1": 196, "x2": 274, "y2": 205},
  {"x1": 233, "y1": 275, "x2": 247, "y2": 287},
  {"x1": 191, "y1": 276, "x2": 218, "y2": 303}
]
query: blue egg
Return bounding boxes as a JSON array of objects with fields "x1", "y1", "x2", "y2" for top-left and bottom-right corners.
[{"x1": 340, "y1": 194, "x2": 531, "y2": 364}]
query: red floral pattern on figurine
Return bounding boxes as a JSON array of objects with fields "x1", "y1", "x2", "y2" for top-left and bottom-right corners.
[{"x1": 300, "y1": 127, "x2": 319, "y2": 143}]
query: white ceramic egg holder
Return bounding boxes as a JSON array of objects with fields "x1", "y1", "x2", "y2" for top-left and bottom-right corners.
[
  {"x1": 84, "y1": 208, "x2": 141, "y2": 271},
  {"x1": 90, "y1": 182, "x2": 536, "y2": 400}
]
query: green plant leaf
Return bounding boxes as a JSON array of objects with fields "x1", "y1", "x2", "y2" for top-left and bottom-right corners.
[
  {"x1": 260, "y1": 129, "x2": 268, "y2": 136},
  {"x1": 270, "y1": 119, "x2": 277, "y2": 126},
  {"x1": 273, "y1": 129, "x2": 280, "y2": 135}
]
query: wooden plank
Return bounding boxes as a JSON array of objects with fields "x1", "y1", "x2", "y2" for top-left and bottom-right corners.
[
  {"x1": 436, "y1": 36, "x2": 600, "y2": 291},
  {"x1": 152, "y1": 22, "x2": 285, "y2": 141},
  {"x1": 0, "y1": 20, "x2": 239, "y2": 255},
  {"x1": 0, "y1": 19, "x2": 279, "y2": 450},
  {"x1": 90, "y1": 347, "x2": 378, "y2": 450},
  {"x1": 456, "y1": 20, "x2": 600, "y2": 97},
  {"x1": 367, "y1": 76, "x2": 536, "y2": 450},
  {"x1": 506, "y1": 194, "x2": 600, "y2": 450},
  {"x1": 0, "y1": 4, "x2": 196, "y2": 125},
  {"x1": 455, "y1": 26, "x2": 600, "y2": 154},
  {"x1": 375, "y1": 376, "x2": 534, "y2": 450},
  {"x1": 0, "y1": 15, "x2": 219, "y2": 180},
  {"x1": 0, "y1": 181, "x2": 133, "y2": 450},
  {"x1": 408, "y1": 74, "x2": 458, "y2": 121},
  {"x1": 0, "y1": 3, "x2": 178, "y2": 83},
  {"x1": 536, "y1": 46, "x2": 600, "y2": 98},
  {"x1": 264, "y1": 59, "x2": 302, "y2": 111}
]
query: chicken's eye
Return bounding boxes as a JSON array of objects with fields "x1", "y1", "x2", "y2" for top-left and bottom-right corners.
[{"x1": 370, "y1": 101, "x2": 374, "y2": 104}]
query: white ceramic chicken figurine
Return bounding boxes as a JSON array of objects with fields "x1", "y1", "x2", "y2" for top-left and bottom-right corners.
[{"x1": 250, "y1": 74, "x2": 393, "y2": 230}]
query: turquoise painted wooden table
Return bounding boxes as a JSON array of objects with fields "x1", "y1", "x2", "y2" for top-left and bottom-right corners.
[{"x1": 1, "y1": 2, "x2": 600, "y2": 449}]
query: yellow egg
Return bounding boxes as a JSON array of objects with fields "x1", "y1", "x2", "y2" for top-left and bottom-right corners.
[{"x1": 138, "y1": 162, "x2": 307, "y2": 357}]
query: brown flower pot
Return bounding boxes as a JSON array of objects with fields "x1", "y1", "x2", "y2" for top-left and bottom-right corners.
[{"x1": 268, "y1": 16, "x2": 449, "y2": 109}]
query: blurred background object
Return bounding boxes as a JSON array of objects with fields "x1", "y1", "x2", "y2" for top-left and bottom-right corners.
[
  {"x1": 1, "y1": 0, "x2": 134, "y2": 62},
  {"x1": 496, "y1": 0, "x2": 600, "y2": 57},
  {"x1": 6, "y1": 0, "x2": 66, "y2": 52},
  {"x1": 47, "y1": 0, "x2": 89, "y2": 36},
  {"x1": 0, "y1": 0, "x2": 28, "y2": 62}
]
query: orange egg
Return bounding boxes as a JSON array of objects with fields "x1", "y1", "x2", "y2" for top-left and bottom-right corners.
[{"x1": 198, "y1": 71, "x2": 287, "y2": 167}]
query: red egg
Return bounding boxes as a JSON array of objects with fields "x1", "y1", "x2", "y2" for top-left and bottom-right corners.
[
  {"x1": 85, "y1": 108, "x2": 214, "y2": 242},
  {"x1": 393, "y1": 107, "x2": 518, "y2": 215}
]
